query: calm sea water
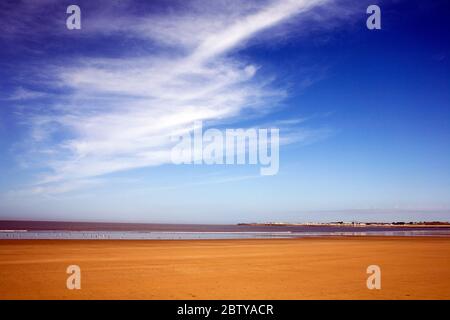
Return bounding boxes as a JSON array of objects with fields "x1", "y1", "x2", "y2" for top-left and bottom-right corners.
[
  {"x1": 1, "y1": 221, "x2": 450, "y2": 239},
  {"x1": 1, "y1": 229, "x2": 450, "y2": 240}
]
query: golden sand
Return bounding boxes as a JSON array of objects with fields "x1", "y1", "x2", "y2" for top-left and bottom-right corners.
[{"x1": 0, "y1": 237, "x2": 449, "y2": 299}]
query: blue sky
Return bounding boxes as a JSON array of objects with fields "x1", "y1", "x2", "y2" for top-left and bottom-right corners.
[{"x1": 0, "y1": 0, "x2": 449, "y2": 223}]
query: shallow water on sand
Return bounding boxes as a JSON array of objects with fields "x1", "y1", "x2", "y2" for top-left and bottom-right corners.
[{"x1": 1, "y1": 229, "x2": 450, "y2": 240}]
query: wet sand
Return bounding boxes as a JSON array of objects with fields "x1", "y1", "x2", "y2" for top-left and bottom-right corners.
[{"x1": 0, "y1": 237, "x2": 449, "y2": 299}]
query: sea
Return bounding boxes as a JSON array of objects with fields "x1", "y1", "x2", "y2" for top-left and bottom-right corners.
[{"x1": 1, "y1": 221, "x2": 450, "y2": 240}]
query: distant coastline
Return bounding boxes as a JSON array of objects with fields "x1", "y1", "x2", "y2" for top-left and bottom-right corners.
[{"x1": 238, "y1": 221, "x2": 450, "y2": 228}]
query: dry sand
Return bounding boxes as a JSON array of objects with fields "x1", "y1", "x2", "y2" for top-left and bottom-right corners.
[{"x1": 0, "y1": 237, "x2": 449, "y2": 299}]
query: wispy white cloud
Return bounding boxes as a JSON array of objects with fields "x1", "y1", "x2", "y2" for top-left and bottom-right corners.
[
  {"x1": 4, "y1": 87, "x2": 47, "y2": 101},
  {"x1": 14, "y1": 0, "x2": 337, "y2": 194}
]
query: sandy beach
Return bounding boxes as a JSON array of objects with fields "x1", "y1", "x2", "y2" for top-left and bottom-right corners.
[{"x1": 0, "y1": 237, "x2": 449, "y2": 300}]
